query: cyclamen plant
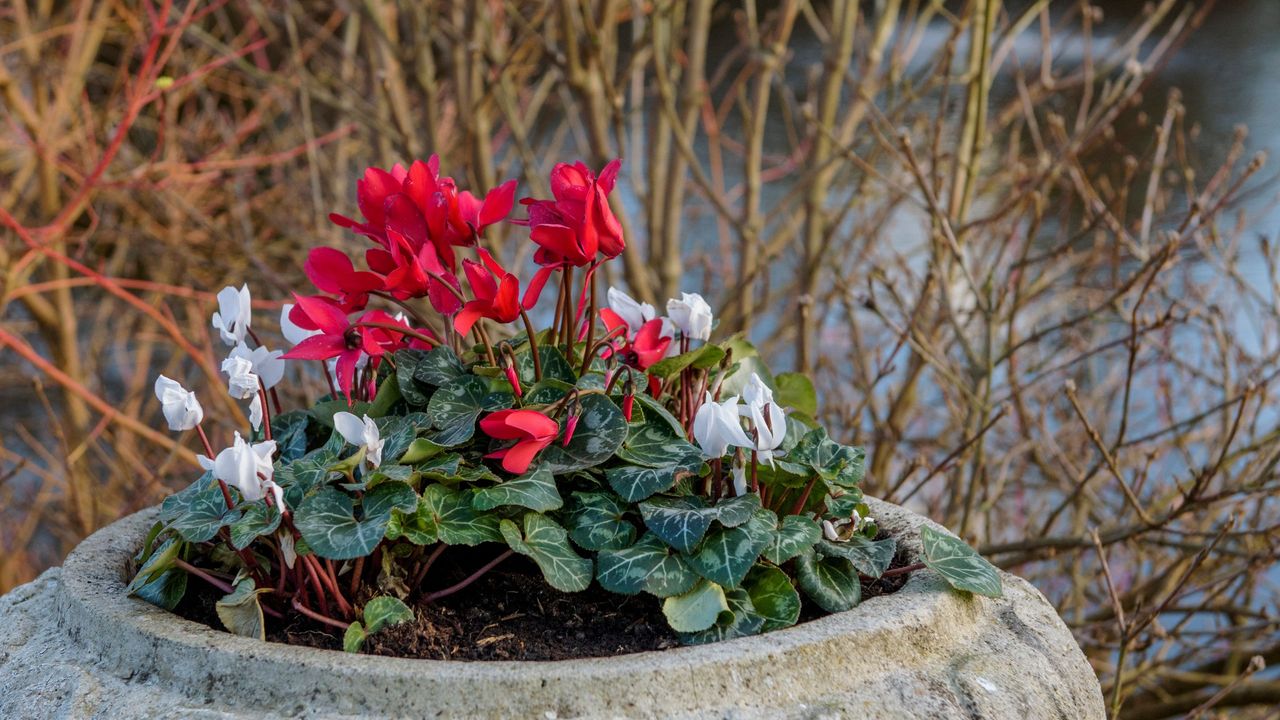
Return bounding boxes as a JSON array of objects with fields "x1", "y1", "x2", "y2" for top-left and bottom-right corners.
[{"x1": 130, "y1": 157, "x2": 1002, "y2": 651}]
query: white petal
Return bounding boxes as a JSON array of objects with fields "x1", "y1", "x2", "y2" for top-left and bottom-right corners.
[
  {"x1": 249, "y1": 397, "x2": 263, "y2": 431},
  {"x1": 332, "y1": 411, "x2": 366, "y2": 447}
]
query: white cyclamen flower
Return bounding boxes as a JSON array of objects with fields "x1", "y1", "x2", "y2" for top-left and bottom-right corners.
[
  {"x1": 666, "y1": 292, "x2": 713, "y2": 341},
  {"x1": 227, "y1": 343, "x2": 285, "y2": 390},
  {"x1": 198, "y1": 432, "x2": 282, "y2": 507},
  {"x1": 221, "y1": 354, "x2": 260, "y2": 400},
  {"x1": 280, "y1": 304, "x2": 320, "y2": 346},
  {"x1": 691, "y1": 392, "x2": 753, "y2": 459},
  {"x1": 731, "y1": 463, "x2": 748, "y2": 497},
  {"x1": 153, "y1": 375, "x2": 203, "y2": 431},
  {"x1": 333, "y1": 411, "x2": 385, "y2": 468},
  {"x1": 212, "y1": 284, "x2": 252, "y2": 347},
  {"x1": 607, "y1": 286, "x2": 656, "y2": 331},
  {"x1": 740, "y1": 372, "x2": 774, "y2": 410},
  {"x1": 822, "y1": 519, "x2": 842, "y2": 542},
  {"x1": 248, "y1": 396, "x2": 264, "y2": 432},
  {"x1": 748, "y1": 401, "x2": 787, "y2": 466}
]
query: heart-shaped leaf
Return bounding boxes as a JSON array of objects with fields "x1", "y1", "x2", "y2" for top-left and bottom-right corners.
[
  {"x1": 567, "y1": 491, "x2": 636, "y2": 551},
  {"x1": 639, "y1": 496, "x2": 716, "y2": 554},
  {"x1": 615, "y1": 422, "x2": 702, "y2": 469},
  {"x1": 131, "y1": 567, "x2": 188, "y2": 610},
  {"x1": 818, "y1": 535, "x2": 896, "y2": 578},
  {"x1": 472, "y1": 467, "x2": 563, "y2": 512},
  {"x1": 421, "y1": 484, "x2": 502, "y2": 545},
  {"x1": 687, "y1": 521, "x2": 772, "y2": 589},
  {"x1": 920, "y1": 525, "x2": 1002, "y2": 598},
  {"x1": 501, "y1": 513, "x2": 592, "y2": 592},
  {"x1": 795, "y1": 548, "x2": 860, "y2": 613},
  {"x1": 295, "y1": 488, "x2": 390, "y2": 560},
  {"x1": 662, "y1": 579, "x2": 730, "y2": 633},
  {"x1": 427, "y1": 376, "x2": 490, "y2": 446},
  {"x1": 229, "y1": 501, "x2": 282, "y2": 550},
  {"x1": 161, "y1": 473, "x2": 241, "y2": 543},
  {"x1": 647, "y1": 344, "x2": 726, "y2": 380},
  {"x1": 516, "y1": 345, "x2": 576, "y2": 385},
  {"x1": 762, "y1": 514, "x2": 822, "y2": 564},
  {"x1": 412, "y1": 346, "x2": 467, "y2": 386},
  {"x1": 773, "y1": 372, "x2": 817, "y2": 417},
  {"x1": 644, "y1": 551, "x2": 699, "y2": 598},
  {"x1": 595, "y1": 534, "x2": 667, "y2": 594},
  {"x1": 711, "y1": 494, "x2": 762, "y2": 528},
  {"x1": 363, "y1": 481, "x2": 419, "y2": 521},
  {"x1": 606, "y1": 461, "x2": 700, "y2": 503},
  {"x1": 270, "y1": 411, "x2": 311, "y2": 461},
  {"x1": 363, "y1": 596, "x2": 414, "y2": 633},
  {"x1": 538, "y1": 393, "x2": 627, "y2": 472},
  {"x1": 744, "y1": 565, "x2": 801, "y2": 632}
]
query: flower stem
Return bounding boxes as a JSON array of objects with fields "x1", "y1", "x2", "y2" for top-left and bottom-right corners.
[
  {"x1": 355, "y1": 321, "x2": 438, "y2": 347},
  {"x1": 291, "y1": 596, "x2": 351, "y2": 631},
  {"x1": 519, "y1": 309, "x2": 543, "y2": 381},
  {"x1": 878, "y1": 562, "x2": 925, "y2": 579},
  {"x1": 175, "y1": 557, "x2": 233, "y2": 593},
  {"x1": 579, "y1": 275, "x2": 598, "y2": 376},
  {"x1": 424, "y1": 550, "x2": 514, "y2": 603},
  {"x1": 411, "y1": 543, "x2": 448, "y2": 589}
]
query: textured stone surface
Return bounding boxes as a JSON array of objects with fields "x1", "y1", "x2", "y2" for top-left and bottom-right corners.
[{"x1": 0, "y1": 498, "x2": 1104, "y2": 719}]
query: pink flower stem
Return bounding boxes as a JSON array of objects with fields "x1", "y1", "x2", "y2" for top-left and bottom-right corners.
[
  {"x1": 291, "y1": 596, "x2": 350, "y2": 631},
  {"x1": 519, "y1": 309, "x2": 543, "y2": 381},
  {"x1": 578, "y1": 277, "x2": 598, "y2": 376},
  {"x1": 878, "y1": 562, "x2": 925, "y2": 579},
  {"x1": 424, "y1": 550, "x2": 515, "y2": 603},
  {"x1": 175, "y1": 557, "x2": 233, "y2": 593},
  {"x1": 256, "y1": 384, "x2": 273, "y2": 440}
]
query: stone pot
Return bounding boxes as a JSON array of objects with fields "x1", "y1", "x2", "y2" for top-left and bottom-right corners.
[{"x1": 0, "y1": 498, "x2": 1104, "y2": 719}]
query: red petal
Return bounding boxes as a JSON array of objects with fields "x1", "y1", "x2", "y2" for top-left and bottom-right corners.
[
  {"x1": 282, "y1": 334, "x2": 345, "y2": 360},
  {"x1": 493, "y1": 277, "x2": 521, "y2": 323},
  {"x1": 478, "y1": 179, "x2": 517, "y2": 229},
  {"x1": 498, "y1": 438, "x2": 549, "y2": 475},
  {"x1": 479, "y1": 410, "x2": 522, "y2": 440},
  {"x1": 550, "y1": 162, "x2": 592, "y2": 202},
  {"x1": 597, "y1": 159, "x2": 622, "y2": 194},
  {"x1": 427, "y1": 272, "x2": 463, "y2": 315},
  {"x1": 522, "y1": 265, "x2": 556, "y2": 310},
  {"x1": 402, "y1": 159, "x2": 438, "y2": 216},
  {"x1": 334, "y1": 350, "x2": 361, "y2": 401},
  {"x1": 384, "y1": 194, "x2": 428, "y2": 248},
  {"x1": 462, "y1": 258, "x2": 497, "y2": 302},
  {"x1": 293, "y1": 294, "x2": 349, "y2": 333},
  {"x1": 305, "y1": 247, "x2": 355, "y2": 294},
  {"x1": 504, "y1": 410, "x2": 559, "y2": 439},
  {"x1": 357, "y1": 167, "x2": 400, "y2": 227},
  {"x1": 454, "y1": 304, "x2": 485, "y2": 337},
  {"x1": 530, "y1": 224, "x2": 584, "y2": 265}
]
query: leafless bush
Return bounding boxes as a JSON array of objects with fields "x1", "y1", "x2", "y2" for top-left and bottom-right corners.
[{"x1": 1, "y1": 1, "x2": 1275, "y2": 716}]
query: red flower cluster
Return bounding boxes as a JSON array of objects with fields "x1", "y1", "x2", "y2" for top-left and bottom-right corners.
[{"x1": 288, "y1": 155, "x2": 627, "y2": 471}]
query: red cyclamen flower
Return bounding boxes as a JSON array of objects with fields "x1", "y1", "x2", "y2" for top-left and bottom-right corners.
[
  {"x1": 600, "y1": 309, "x2": 672, "y2": 370},
  {"x1": 478, "y1": 409, "x2": 559, "y2": 474},
  {"x1": 454, "y1": 249, "x2": 548, "y2": 335},
  {"x1": 522, "y1": 159, "x2": 624, "y2": 268},
  {"x1": 304, "y1": 247, "x2": 385, "y2": 313},
  {"x1": 281, "y1": 295, "x2": 428, "y2": 399}
]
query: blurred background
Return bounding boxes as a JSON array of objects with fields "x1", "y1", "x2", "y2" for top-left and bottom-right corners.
[{"x1": 2, "y1": 1, "x2": 1278, "y2": 716}]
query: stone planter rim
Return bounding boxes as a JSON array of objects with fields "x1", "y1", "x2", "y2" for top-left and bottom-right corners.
[{"x1": 50, "y1": 497, "x2": 1104, "y2": 718}]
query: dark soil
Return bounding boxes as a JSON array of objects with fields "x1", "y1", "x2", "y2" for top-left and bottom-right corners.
[{"x1": 172, "y1": 538, "x2": 915, "y2": 661}]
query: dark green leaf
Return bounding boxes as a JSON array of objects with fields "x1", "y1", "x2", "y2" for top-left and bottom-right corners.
[
  {"x1": 421, "y1": 484, "x2": 501, "y2": 545},
  {"x1": 795, "y1": 548, "x2": 860, "y2": 613},
  {"x1": 538, "y1": 393, "x2": 626, "y2": 473},
  {"x1": 596, "y1": 534, "x2": 668, "y2": 594},
  {"x1": 712, "y1": 494, "x2": 762, "y2": 527},
  {"x1": 687, "y1": 522, "x2": 771, "y2": 589},
  {"x1": 270, "y1": 411, "x2": 311, "y2": 461},
  {"x1": 678, "y1": 587, "x2": 764, "y2": 644},
  {"x1": 639, "y1": 496, "x2": 716, "y2": 554},
  {"x1": 567, "y1": 491, "x2": 636, "y2": 551},
  {"x1": 762, "y1": 514, "x2": 822, "y2": 564},
  {"x1": 426, "y1": 376, "x2": 490, "y2": 446},
  {"x1": 131, "y1": 567, "x2": 187, "y2": 611},
  {"x1": 162, "y1": 474, "x2": 240, "y2": 543},
  {"x1": 818, "y1": 535, "x2": 896, "y2": 578},
  {"x1": 412, "y1": 347, "x2": 466, "y2": 386},
  {"x1": 615, "y1": 422, "x2": 702, "y2": 469},
  {"x1": 644, "y1": 552, "x2": 699, "y2": 598},
  {"x1": 229, "y1": 502, "x2": 281, "y2": 550},
  {"x1": 473, "y1": 467, "x2": 563, "y2": 512},
  {"x1": 744, "y1": 565, "x2": 801, "y2": 632},
  {"x1": 606, "y1": 461, "x2": 700, "y2": 503},
  {"x1": 363, "y1": 482, "x2": 418, "y2": 521},
  {"x1": 517, "y1": 345, "x2": 576, "y2": 385},
  {"x1": 501, "y1": 514, "x2": 592, "y2": 592},
  {"x1": 295, "y1": 488, "x2": 387, "y2": 560},
  {"x1": 647, "y1": 345, "x2": 726, "y2": 380}
]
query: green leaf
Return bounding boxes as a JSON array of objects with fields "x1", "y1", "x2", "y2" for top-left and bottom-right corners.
[
  {"x1": 644, "y1": 552, "x2": 699, "y2": 598},
  {"x1": 295, "y1": 488, "x2": 388, "y2": 560},
  {"x1": 229, "y1": 502, "x2": 281, "y2": 550},
  {"x1": 310, "y1": 399, "x2": 373, "y2": 428},
  {"x1": 632, "y1": 393, "x2": 685, "y2": 437},
  {"x1": 662, "y1": 579, "x2": 730, "y2": 633},
  {"x1": 412, "y1": 346, "x2": 467, "y2": 386},
  {"x1": 516, "y1": 345, "x2": 576, "y2": 385},
  {"x1": 687, "y1": 521, "x2": 772, "y2": 589},
  {"x1": 773, "y1": 372, "x2": 817, "y2": 417},
  {"x1": 744, "y1": 565, "x2": 801, "y2": 632},
  {"x1": 605, "y1": 461, "x2": 700, "y2": 503},
  {"x1": 712, "y1": 494, "x2": 762, "y2": 527},
  {"x1": 363, "y1": 596, "x2": 414, "y2": 634},
  {"x1": 817, "y1": 535, "x2": 896, "y2": 578},
  {"x1": 524, "y1": 378, "x2": 576, "y2": 404},
  {"x1": 385, "y1": 500, "x2": 438, "y2": 545},
  {"x1": 789, "y1": 428, "x2": 865, "y2": 487},
  {"x1": 647, "y1": 345, "x2": 726, "y2": 380},
  {"x1": 343, "y1": 622, "x2": 367, "y2": 653},
  {"x1": 596, "y1": 534, "x2": 667, "y2": 594},
  {"x1": 375, "y1": 413, "x2": 430, "y2": 464},
  {"x1": 762, "y1": 514, "x2": 822, "y2": 564},
  {"x1": 795, "y1": 548, "x2": 860, "y2": 613},
  {"x1": 399, "y1": 437, "x2": 445, "y2": 464},
  {"x1": 131, "y1": 567, "x2": 187, "y2": 611},
  {"x1": 501, "y1": 514, "x2": 592, "y2": 592},
  {"x1": 920, "y1": 525, "x2": 1003, "y2": 598},
  {"x1": 615, "y1": 422, "x2": 702, "y2": 469},
  {"x1": 270, "y1": 411, "x2": 311, "y2": 461},
  {"x1": 363, "y1": 482, "x2": 418, "y2": 521},
  {"x1": 473, "y1": 467, "x2": 563, "y2": 512},
  {"x1": 426, "y1": 376, "x2": 490, "y2": 446},
  {"x1": 128, "y1": 535, "x2": 182, "y2": 593},
  {"x1": 678, "y1": 587, "x2": 764, "y2": 644},
  {"x1": 639, "y1": 496, "x2": 716, "y2": 554},
  {"x1": 215, "y1": 578, "x2": 268, "y2": 641},
  {"x1": 421, "y1": 484, "x2": 502, "y2": 545},
  {"x1": 162, "y1": 473, "x2": 241, "y2": 543},
  {"x1": 537, "y1": 393, "x2": 627, "y2": 473},
  {"x1": 567, "y1": 492, "x2": 636, "y2": 551}
]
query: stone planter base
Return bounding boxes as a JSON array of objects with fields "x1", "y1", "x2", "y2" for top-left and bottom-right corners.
[{"x1": 0, "y1": 498, "x2": 1104, "y2": 719}]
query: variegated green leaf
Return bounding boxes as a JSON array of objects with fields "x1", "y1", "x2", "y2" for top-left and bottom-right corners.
[
  {"x1": 920, "y1": 525, "x2": 1002, "y2": 598},
  {"x1": 295, "y1": 488, "x2": 388, "y2": 560},
  {"x1": 567, "y1": 491, "x2": 635, "y2": 551},
  {"x1": 744, "y1": 565, "x2": 801, "y2": 632},
  {"x1": 662, "y1": 579, "x2": 730, "y2": 633},
  {"x1": 817, "y1": 535, "x2": 896, "y2": 578},
  {"x1": 421, "y1": 484, "x2": 502, "y2": 546},
  {"x1": 795, "y1": 548, "x2": 860, "y2": 613},
  {"x1": 762, "y1": 514, "x2": 822, "y2": 564},
  {"x1": 639, "y1": 496, "x2": 716, "y2": 554},
  {"x1": 538, "y1": 394, "x2": 627, "y2": 472},
  {"x1": 686, "y1": 521, "x2": 772, "y2": 589},
  {"x1": 228, "y1": 501, "x2": 281, "y2": 550},
  {"x1": 472, "y1": 467, "x2": 563, "y2": 512},
  {"x1": 596, "y1": 534, "x2": 668, "y2": 594},
  {"x1": 678, "y1": 587, "x2": 764, "y2": 644},
  {"x1": 501, "y1": 514, "x2": 592, "y2": 592}
]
